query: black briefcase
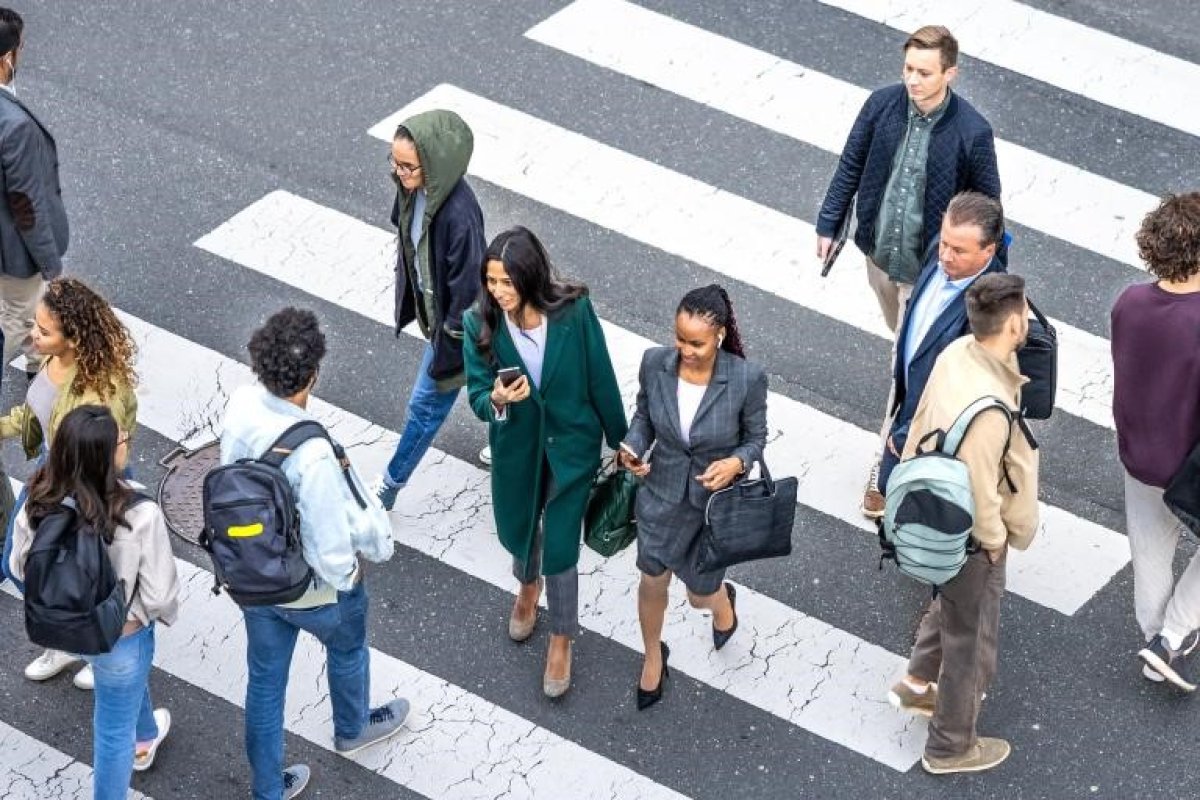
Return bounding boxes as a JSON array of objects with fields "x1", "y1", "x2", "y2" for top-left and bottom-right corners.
[
  {"x1": 697, "y1": 462, "x2": 797, "y2": 573},
  {"x1": 1018, "y1": 298, "x2": 1057, "y2": 420},
  {"x1": 1165, "y1": 442, "x2": 1200, "y2": 538}
]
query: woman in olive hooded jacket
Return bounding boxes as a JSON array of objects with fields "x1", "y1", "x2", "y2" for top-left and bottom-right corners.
[{"x1": 373, "y1": 109, "x2": 488, "y2": 509}]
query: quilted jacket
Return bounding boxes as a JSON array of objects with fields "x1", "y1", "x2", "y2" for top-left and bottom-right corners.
[{"x1": 816, "y1": 85, "x2": 1001, "y2": 282}]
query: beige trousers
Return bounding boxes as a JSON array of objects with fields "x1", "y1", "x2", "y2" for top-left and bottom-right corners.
[
  {"x1": 0, "y1": 273, "x2": 45, "y2": 371},
  {"x1": 867, "y1": 258, "x2": 912, "y2": 485}
]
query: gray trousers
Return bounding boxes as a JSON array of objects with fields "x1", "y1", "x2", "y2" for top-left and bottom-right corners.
[
  {"x1": 907, "y1": 548, "x2": 1006, "y2": 759},
  {"x1": 511, "y1": 465, "x2": 579, "y2": 637},
  {"x1": 1125, "y1": 471, "x2": 1200, "y2": 642}
]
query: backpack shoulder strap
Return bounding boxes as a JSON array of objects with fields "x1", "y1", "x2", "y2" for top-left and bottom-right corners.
[
  {"x1": 259, "y1": 420, "x2": 367, "y2": 510},
  {"x1": 942, "y1": 396, "x2": 1014, "y2": 457}
]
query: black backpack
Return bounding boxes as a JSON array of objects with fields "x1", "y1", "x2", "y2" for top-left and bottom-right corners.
[
  {"x1": 23, "y1": 493, "x2": 152, "y2": 655},
  {"x1": 200, "y1": 420, "x2": 366, "y2": 606}
]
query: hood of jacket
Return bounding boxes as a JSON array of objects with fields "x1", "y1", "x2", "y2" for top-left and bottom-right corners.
[{"x1": 402, "y1": 109, "x2": 473, "y2": 217}]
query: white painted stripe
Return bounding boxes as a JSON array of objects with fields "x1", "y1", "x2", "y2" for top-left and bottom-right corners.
[
  {"x1": 816, "y1": 0, "x2": 1200, "y2": 141},
  {"x1": 0, "y1": 718, "x2": 151, "y2": 799},
  {"x1": 526, "y1": 0, "x2": 1156, "y2": 275},
  {"x1": 195, "y1": 190, "x2": 1129, "y2": 616},
  {"x1": 364, "y1": 84, "x2": 1116, "y2": 431},
  {"x1": 121, "y1": 296, "x2": 926, "y2": 770}
]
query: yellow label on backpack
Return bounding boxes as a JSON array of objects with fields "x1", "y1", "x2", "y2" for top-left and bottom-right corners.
[{"x1": 227, "y1": 522, "x2": 264, "y2": 538}]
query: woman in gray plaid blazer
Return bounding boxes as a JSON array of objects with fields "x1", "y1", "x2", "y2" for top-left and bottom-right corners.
[{"x1": 618, "y1": 285, "x2": 768, "y2": 710}]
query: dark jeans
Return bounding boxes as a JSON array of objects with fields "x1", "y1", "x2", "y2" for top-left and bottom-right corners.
[
  {"x1": 907, "y1": 548, "x2": 1007, "y2": 759},
  {"x1": 241, "y1": 582, "x2": 370, "y2": 800}
]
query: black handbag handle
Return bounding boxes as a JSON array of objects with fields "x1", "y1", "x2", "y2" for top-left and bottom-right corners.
[
  {"x1": 738, "y1": 459, "x2": 775, "y2": 493},
  {"x1": 1027, "y1": 297, "x2": 1051, "y2": 330}
]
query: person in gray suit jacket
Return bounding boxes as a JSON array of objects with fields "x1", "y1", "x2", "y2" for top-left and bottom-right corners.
[
  {"x1": 619, "y1": 285, "x2": 768, "y2": 710},
  {"x1": 0, "y1": 8, "x2": 68, "y2": 374}
]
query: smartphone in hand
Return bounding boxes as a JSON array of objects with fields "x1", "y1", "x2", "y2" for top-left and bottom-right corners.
[
  {"x1": 497, "y1": 366, "x2": 522, "y2": 387},
  {"x1": 620, "y1": 442, "x2": 645, "y2": 467}
]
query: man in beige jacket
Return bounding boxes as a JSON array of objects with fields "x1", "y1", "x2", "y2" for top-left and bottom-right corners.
[{"x1": 886, "y1": 273, "x2": 1040, "y2": 775}]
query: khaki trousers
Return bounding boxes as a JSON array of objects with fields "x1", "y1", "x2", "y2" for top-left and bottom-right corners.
[
  {"x1": 866, "y1": 257, "x2": 913, "y2": 336},
  {"x1": 907, "y1": 548, "x2": 1007, "y2": 759},
  {"x1": 0, "y1": 273, "x2": 45, "y2": 370}
]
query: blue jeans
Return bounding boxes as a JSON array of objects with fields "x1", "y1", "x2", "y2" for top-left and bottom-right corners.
[
  {"x1": 85, "y1": 624, "x2": 159, "y2": 800},
  {"x1": 2, "y1": 482, "x2": 28, "y2": 590},
  {"x1": 384, "y1": 344, "x2": 460, "y2": 487},
  {"x1": 242, "y1": 582, "x2": 370, "y2": 800}
]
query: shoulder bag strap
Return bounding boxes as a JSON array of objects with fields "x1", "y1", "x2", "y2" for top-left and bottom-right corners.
[{"x1": 261, "y1": 420, "x2": 367, "y2": 510}]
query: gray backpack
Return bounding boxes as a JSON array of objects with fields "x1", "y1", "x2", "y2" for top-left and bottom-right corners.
[{"x1": 878, "y1": 397, "x2": 1014, "y2": 586}]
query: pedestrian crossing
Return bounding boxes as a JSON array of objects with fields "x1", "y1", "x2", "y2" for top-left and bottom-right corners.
[{"x1": 1, "y1": 1, "x2": 1189, "y2": 797}]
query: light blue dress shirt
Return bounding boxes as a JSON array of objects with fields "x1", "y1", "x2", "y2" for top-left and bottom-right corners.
[{"x1": 902, "y1": 265, "x2": 984, "y2": 368}]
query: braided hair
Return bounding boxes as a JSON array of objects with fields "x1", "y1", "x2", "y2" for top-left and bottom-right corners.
[
  {"x1": 676, "y1": 284, "x2": 745, "y2": 357},
  {"x1": 40, "y1": 278, "x2": 138, "y2": 400}
]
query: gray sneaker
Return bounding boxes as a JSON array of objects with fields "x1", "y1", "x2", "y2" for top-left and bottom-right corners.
[
  {"x1": 282, "y1": 764, "x2": 310, "y2": 799},
  {"x1": 335, "y1": 699, "x2": 410, "y2": 755},
  {"x1": 922, "y1": 737, "x2": 1011, "y2": 775}
]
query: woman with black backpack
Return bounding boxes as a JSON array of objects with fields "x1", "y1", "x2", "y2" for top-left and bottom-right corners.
[{"x1": 7, "y1": 405, "x2": 179, "y2": 799}]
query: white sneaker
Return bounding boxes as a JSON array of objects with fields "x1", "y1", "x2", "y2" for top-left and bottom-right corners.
[
  {"x1": 24, "y1": 649, "x2": 80, "y2": 681},
  {"x1": 73, "y1": 663, "x2": 95, "y2": 690},
  {"x1": 133, "y1": 709, "x2": 171, "y2": 771},
  {"x1": 479, "y1": 446, "x2": 492, "y2": 466}
]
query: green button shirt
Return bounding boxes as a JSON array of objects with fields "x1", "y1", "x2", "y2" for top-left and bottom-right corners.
[{"x1": 872, "y1": 92, "x2": 950, "y2": 284}]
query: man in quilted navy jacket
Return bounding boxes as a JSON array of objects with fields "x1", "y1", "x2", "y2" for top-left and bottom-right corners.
[
  {"x1": 815, "y1": 25, "x2": 1001, "y2": 520},
  {"x1": 816, "y1": 25, "x2": 1000, "y2": 334}
]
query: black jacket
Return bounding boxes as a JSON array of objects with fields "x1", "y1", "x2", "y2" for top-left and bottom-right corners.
[{"x1": 816, "y1": 85, "x2": 1000, "y2": 282}]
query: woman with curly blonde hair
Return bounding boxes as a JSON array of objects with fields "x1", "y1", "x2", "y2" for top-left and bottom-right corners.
[{"x1": 0, "y1": 276, "x2": 139, "y2": 692}]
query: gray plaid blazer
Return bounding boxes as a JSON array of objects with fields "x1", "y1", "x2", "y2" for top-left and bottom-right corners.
[{"x1": 625, "y1": 346, "x2": 768, "y2": 510}]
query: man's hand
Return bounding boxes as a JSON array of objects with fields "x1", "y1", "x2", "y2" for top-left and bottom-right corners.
[
  {"x1": 986, "y1": 544, "x2": 1008, "y2": 565},
  {"x1": 817, "y1": 235, "x2": 833, "y2": 261}
]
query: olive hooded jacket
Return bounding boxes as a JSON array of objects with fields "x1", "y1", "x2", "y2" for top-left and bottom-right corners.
[{"x1": 391, "y1": 109, "x2": 487, "y2": 391}]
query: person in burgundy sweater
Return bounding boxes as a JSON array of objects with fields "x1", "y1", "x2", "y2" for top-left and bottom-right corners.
[{"x1": 1112, "y1": 192, "x2": 1200, "y2": 693}]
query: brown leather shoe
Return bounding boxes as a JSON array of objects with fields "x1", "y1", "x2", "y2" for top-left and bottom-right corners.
[
  {"x1": 922, "y1": 737, "x2": 1011, "y2": 775},
  {"x1": 861, "y1": 488, "x2": 886, "y2": 519},
  {"x1": 887, "y1": 680, "x2": 937, "y2": 717}
]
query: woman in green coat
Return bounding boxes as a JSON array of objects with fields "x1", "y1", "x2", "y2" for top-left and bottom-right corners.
[{"x1": 463, "y1": 227, "x2": 627, "y2": 698}]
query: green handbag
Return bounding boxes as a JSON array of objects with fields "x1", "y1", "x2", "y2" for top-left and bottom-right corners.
[{"x1": 584, "y1": 459, "x2": 638, "y2": 557}]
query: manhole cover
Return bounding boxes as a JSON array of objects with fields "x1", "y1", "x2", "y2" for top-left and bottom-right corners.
[{"x1": 158, "y1": 441, "x2": 220, "y2": 546}]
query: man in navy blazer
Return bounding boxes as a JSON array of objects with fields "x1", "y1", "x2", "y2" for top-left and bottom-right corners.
[
  {"x1": 874, "y1": 192, "x2": 1007, "y2": 499},
  {"x1": 0, "y1": 8, "x2": 68, "y2": 374}
]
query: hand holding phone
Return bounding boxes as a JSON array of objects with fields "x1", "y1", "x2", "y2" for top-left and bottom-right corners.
[
  {"x1": 619, "y1": 442, "x2": 651, "y2": 476},
  {"x1": 497, "y1": 366, "x2": 522, "y2": 387}
]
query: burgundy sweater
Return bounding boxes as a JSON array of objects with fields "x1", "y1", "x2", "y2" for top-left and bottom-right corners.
[{"x1": 1111, "y1": 283, "x2": 1200, "y2": 488}]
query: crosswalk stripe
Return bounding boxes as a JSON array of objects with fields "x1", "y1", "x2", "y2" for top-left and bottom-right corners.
[
  {"x1": 116, "y1": 303, "x2": 926, "y2": 771},
  {"x1": 365, "y1": 84, "x2": 1116, "y2": 431},
  {"x1": 526, "y1": 0, "x2": 1156, "y2": 276},
  {"x1": 816, "y1": 0, "x2": 1200, "y2": 141},
  {"x1": 195, "y1": 189, "x2": 1129, "y2": 618},
  {"x1": 0, "y1": 718, "x2": 151, "y2": 799}
]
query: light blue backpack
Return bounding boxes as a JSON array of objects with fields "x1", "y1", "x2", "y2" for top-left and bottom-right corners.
[{"x1": 879, "y1": 397, "x2": 1014, "y2": 586}]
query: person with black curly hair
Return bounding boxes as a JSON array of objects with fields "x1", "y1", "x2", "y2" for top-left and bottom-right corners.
[
  {"x1": 1113, "y1": 192, "x2": 1200, "y2": 693},
  {"x1": 219, "y1": 307, "x2": 407, "y2": 800},
  {"x1": 0, "y1": 276, "x2": 138, "y2": 692}
]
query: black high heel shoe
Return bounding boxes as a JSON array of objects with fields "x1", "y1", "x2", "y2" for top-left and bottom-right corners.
[
  {"x1": 636, "y1": 642, "x2": 670, "y2": 711},
  {"x1": 712, "y1": 582, "x2": 738, "y2": 651}
]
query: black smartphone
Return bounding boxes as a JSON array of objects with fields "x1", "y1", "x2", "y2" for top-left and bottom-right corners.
[{"x1": 497, "y1": 366, "x2": 522, "y2": 387}]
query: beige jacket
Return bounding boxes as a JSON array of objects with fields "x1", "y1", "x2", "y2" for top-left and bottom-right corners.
[
  {"x1": 901, "y1": 336, "x2": 1040, "y2": 551},
  {"x1": 9, "y1": 494, "x2": 180, "y2": 628}
]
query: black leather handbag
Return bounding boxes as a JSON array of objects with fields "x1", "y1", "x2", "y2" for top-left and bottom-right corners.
[
  {"x1": 1164, "y1": 441, "x2": 1200, "y2": 538},
  {"x1": 697, "y1": 462, "x2": 797, "y2": 573},
  {"x1": 1017, "y1": 298, "x2": 1057, "y2": 420}
]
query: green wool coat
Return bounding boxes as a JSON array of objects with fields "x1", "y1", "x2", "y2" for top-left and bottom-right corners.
[{"x1": 463, "y1": 296, "x2": 628, "y2": 575}]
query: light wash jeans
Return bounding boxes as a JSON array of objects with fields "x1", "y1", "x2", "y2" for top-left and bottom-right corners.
[
  {"x1": 85, "y1": 624, "x2": 160, "y2": 800},
  {"x1": 241, "y1": 582, "x2": 370, "y2": 800},
  {"x1": 1125, "y1": 471, "x2": 1200, "y2": 642},
  {"x1": 383, "y1": 343, "x2": 460, "y2": 487}
]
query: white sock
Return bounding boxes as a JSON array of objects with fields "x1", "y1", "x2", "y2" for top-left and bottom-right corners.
[
  {"x1": 1161, "y1": 628, "x2": 1187, "y2": 652},
  {"x1": 902, "y1": 678, "x2": 929, "y2": 694}
]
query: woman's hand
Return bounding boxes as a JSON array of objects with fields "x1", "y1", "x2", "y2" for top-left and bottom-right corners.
[
  {"x1": 617, "y1": 447, "x2": 651, "y2": 477},
  {"x1": 696, "y1": 457, "x2": 744, "y2": 492},
  {"x1": 491, "y1": 375, "x2": 531, "y2": 409}
]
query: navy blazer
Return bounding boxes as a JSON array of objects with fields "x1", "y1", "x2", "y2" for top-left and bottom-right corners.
[
  {"x1": 0, "y1": 91, "x2": 68, "y2": 279},
  {"x1": 625, "y1": 347, "x2": 768, "y2": 510},
  {"x1": 888, "y1": 243, "x2": 1005, "y2": 450},
  {"x1": 816, "y1": 85, "x2": 1000, "y2": 281}
]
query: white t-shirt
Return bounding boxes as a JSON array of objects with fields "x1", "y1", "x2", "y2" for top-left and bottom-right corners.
[
  {"x1": 504, "y1": 314, "x2": 548, "y2": 388},
  {"x1": 677, "y1": 378, "x2": 708, "y2": 445}
]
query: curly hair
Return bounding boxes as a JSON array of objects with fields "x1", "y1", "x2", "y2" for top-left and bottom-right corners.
[
  {"x1": 248, "y1": 307, "x2": 326, "y2": 397},
  {"x1": 40, "y1": 278, "x2": 138, "y2": 400},
  {"x1": 1136, "y1": 193, "x2": 1200, "y2": 282}
]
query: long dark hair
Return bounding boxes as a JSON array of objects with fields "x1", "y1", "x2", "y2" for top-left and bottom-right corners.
[
  {"x1": 473, "y1": 226, "x2": 588, "y2": 359},
  {"x1": 25, "y1": 405, "x2": 133, "y2": 543},
  {"x1": 677, "y1": 284, "x2": 745, "y2": 357}
]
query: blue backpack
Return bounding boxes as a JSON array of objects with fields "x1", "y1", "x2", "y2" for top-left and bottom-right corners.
[
  {"x1": 200, "y1": 421, "x2": 366, "y2": 606},
  {"x1": 878, "y1": 397, "x2": 1015, "y2": 586}
]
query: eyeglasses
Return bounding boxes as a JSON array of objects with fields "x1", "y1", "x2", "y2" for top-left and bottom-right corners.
[{"x1": 388, "y1": 156, "x2": 422, "y2": 177}]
